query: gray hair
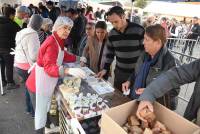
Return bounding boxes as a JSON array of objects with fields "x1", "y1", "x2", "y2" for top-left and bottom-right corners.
[
  {"x1": 16, "y1": 6, "x2": 29, "y2": 13},
  {"x1": 52, "y1": 16, "x2": 73, "y2": 32},
  {"x1": 41, "y1": 18, "x2": 53, "y2": 30}
]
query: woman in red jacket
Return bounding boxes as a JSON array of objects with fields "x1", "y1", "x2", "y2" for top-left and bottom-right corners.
[{"x1": 26, "y1": 16, "x2": 86, "y2": 134}]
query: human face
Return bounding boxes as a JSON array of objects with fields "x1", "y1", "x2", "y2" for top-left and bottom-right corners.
[
  {"x1": 170, "y1": 20, "x2": 174, "y2": 26},
  {"x1": 72, "y1": 14, "x2": 78, "y2": 20},
  {"x1": 65, "y1": 13, "x2": 73, "y2": 20},
  {"x1": 86, "y1": 25, "x2": 95, "y2": 36},
  {"x1": 107, "y1": 13, "x2": 125, "y2": 31},
  {"x1": 47, "y1": 5, "x2": 52, "y2": 10},
  {"x1": 17, "y1": 12, "x2": 27, "y2": 19},
  {"x1": 192, "y1": 18, "x2": 198, "y2": 25},
  {"x1": 143, "y1": 33, "x2": 161, "y2": 57},
  {"x1": 9, "y1": 14, "x2": 15, "y2": 21},
  {"x1": 56, "y1": 25, "x2": 72, "y2": 39},
  {"x1": 96, "y1": 28, "x2": 106, "y2": 42}
]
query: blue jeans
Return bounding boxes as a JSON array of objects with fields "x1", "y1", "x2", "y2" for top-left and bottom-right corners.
[{"x1": 15, "y1": 67, "x2": 34, "y2": 116}]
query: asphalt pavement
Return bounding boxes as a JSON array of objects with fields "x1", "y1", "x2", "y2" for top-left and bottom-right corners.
[{"x1": 0, "y1": 83, "x2": 35, "y2": 134}]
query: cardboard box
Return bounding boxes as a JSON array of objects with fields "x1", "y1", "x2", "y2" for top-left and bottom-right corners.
[{"x1": 101, "y1": 100, "x2": 200, "y2": 134}]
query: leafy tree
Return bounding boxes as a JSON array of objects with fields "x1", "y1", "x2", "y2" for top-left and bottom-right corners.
[{"x1": 134, "y1": 0, "x2": 148, "y2": 8}]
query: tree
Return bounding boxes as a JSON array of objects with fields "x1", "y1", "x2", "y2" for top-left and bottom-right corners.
[{"x1": 134, "y1": 0, "x2": 148, "y2": 9}]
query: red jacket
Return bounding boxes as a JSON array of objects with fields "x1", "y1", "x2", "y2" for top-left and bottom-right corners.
[{"x1": 26, "y1": 32, "x2": 76, "y2": 93}]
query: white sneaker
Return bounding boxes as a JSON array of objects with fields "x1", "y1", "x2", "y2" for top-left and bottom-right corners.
[{"x1": 45, "y1": 127, "x2": 52, "y2": 134}]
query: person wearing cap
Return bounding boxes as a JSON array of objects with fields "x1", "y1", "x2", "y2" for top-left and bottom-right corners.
[
  {"x1": 14, "y1": 6, "x2": 30, "y2": 28},
  {"x1": 14, "y1": 14, "x2": 43, "y2": 117},
  {"x1": 0, "y1": 6, "x2": 21, "y2": 89},
  {"x1": 26, "y1": 16, "x2": 86, "y2": 133}
]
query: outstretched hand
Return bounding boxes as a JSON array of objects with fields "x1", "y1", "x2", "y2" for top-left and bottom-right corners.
[{"x1": 136, "y1": 100, "x2": 154, "y2": 122}]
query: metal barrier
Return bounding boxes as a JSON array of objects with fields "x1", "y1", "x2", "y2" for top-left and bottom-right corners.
[
  {"x1": 166, "y1": 37, "x2": 200, "y2": 105},
  {"x1": 166, "y1": 37, "x2": 200, "y2": 64}
]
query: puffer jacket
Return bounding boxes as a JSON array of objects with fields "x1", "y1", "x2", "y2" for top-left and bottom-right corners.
[{"x1": 128, "y1": 46, "x2": 180, "y2": 110}]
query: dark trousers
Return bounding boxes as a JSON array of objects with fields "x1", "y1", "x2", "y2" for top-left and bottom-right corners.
[
  {"x1": 35, "y1": 128, "x2": 44, "y2": 134},
  {"x1": 28, "y1": 90, "x2": 36, "y2": 110},
  {"x1": 182, "y1": 40, "x2": 195, "y2": 56},
  {"x1": 167, "y1": 37, "x2": 176, "y2": 50},
  {"x1": 72, "y1": 36, "x2": 81, "y2": 55},
  {"x1": 114, "y1": 67, "x2": 132, "y2": 91},
  {"x1": 0, "y1": 53, "x2": 14, "y2": 83},
  {"x1": 15, "y1": 67, "x2": 34, "y2": 116}
]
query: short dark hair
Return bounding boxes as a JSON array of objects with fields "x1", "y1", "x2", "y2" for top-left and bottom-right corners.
[
  {"x1": 3, "y1": 7, "x2": 16, "y2": 18},
  {"x1": 95, "y1": 21, "x2": 107, "y2": 30},
  {"x1": 76, "y1": 8, "x2": 81, "y2": 14},
  {"x1": 193, "y1": 16, "x2": 198, "y2": 20},
  {"x1": 81, "y1": 8, "x2": 86, "y2": 14},
  {"x1": 46, "y1": 1, "x2": 54, "y2": 6},
  {"x1": 146, "y1": 24, "x2": 167, "y2": 45},
  {"x1": 161, "y1": 17, "x2": 167, "y2": 21},
  {"x1": 106, "y1": 6, "x2": 124, "y2": 17},
  {"x1": 66, "y1": 8, "x2": 78, "y2": 15}
]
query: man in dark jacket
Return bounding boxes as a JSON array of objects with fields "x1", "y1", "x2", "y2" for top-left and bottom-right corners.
[
  {"x1": 69, "y1": 9, "x2": 85, "y2": 54},
  {"x1": 0, "y1": 7, "x2": 21, "y2": 89},
  {"x1": 136, "y1": 59, "x2": 200, "y2": 125},
  {"x1": 78, "y1": 8, "x2": 87, "y2": 35},
  {"x1": 95, "y1": 8, "x2": 101, "y2": 19},
  {"x1": 46, "y1": 1, "x2": 60, "y2": 23},
  {"x1": 187, "y1": 17, "x2": 200, "y2": 40},
  {"x1": 182, "y1": 17, "x2": 200, "y2": 56}
]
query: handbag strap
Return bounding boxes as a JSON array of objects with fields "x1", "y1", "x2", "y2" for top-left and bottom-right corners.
[{"x1": 20, "y1": 38, "x2": 32, "y2": 66}]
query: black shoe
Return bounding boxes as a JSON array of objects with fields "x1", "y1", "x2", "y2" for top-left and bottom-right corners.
[
  {"x1": 6, "y1": 83, "x2": 20, "y2": 90},
  {"x1": 35, "y1": 128, "x2": 44, "y2": 134},
  {"x1": 2, "y1": 81, "x2": 7, "y2": 87}
]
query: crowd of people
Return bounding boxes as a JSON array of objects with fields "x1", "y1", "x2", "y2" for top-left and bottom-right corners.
[
  {"x1": 142, "y1": 15, "x2": 200, "y2": 39},
  {"x1": 0, "y1": 1, "x2": 200, "y2": 134}
]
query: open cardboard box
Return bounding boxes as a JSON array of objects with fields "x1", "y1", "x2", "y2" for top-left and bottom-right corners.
[{"x1": 101, "y1": 100, "x2": 200, "y2": 134}]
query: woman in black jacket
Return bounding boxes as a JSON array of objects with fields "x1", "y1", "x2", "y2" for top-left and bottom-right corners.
[{"x1": 122, "y1": 24, "x2": 180, "y2": 110}]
